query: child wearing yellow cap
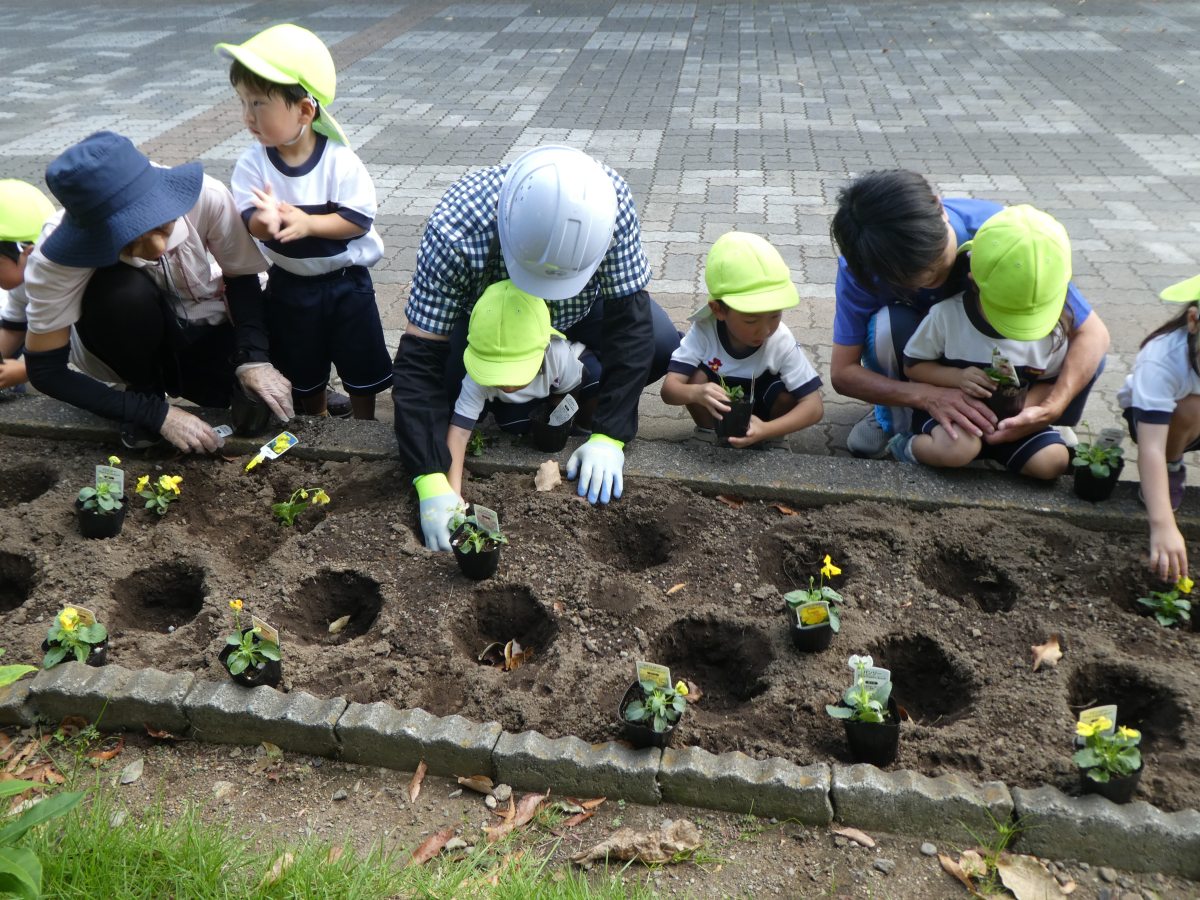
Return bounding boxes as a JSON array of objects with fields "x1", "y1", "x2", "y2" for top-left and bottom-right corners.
[
  {"x1": 1117, "y1": 275, "x2": 1200, "y2": 582},
  {"x1": 447, "y1": 280, "x2": 600, "y2": 497},
  {"x1": 0, "y1": 179, "x2": 56, "y2": 394},
  {"x1": 216, "y1": 24, "x2": 390, "y2": 420},
  {"x1": 661, "y1": 231, "x2": 823, "y2": 448},
  {"x1": 892, "y1": 205, "x2": 1091, "y2": 479}
]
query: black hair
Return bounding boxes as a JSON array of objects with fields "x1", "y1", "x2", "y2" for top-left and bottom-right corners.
[
  {"x1": 830, "y1": 169, "x2": 947, "y2": 290},
  {"x1": 964, "y1": 280, "x2": 1074, "y2": 353},
  {"x1": 0, "y1": 241, "x2": 20, "y2": 263},
  {"x1": 1141, "y1": 301, "x2": 1200, "y2": 377},
  {"x1": 228, "y1": 60, "x2": 311, "y2": 107}
]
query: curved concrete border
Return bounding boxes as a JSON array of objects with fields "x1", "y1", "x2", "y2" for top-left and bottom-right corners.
[{"x1": 3, "y1": 662, "x2": 1197, "y2": 879}]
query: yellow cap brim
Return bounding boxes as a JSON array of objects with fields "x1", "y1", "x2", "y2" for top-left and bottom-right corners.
[
  {"x1": 216, "y1": 43, "x2": 298, "y2": 90},
  {"x1": 1160, "y1": 274, "x2": 1200, "y2": 303}
]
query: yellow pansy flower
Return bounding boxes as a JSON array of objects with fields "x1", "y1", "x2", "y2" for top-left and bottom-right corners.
[
  {"x1": 158, "y1": 474, "x2": 182, "y2": 495},
  {"x1": 107, "y1": 455, "x2": 121, "y2": 466},
  {"x1": 229, "y1": 599, "x2": 244, "y2": 612},
  {"x1": 800, "y1": 604, "x2": 830, "y2": 626},
  {"x1": 1076, "y1": 716, "x2": 1112, "y2": 738},
  {"x1": 58, "y1": 607, "x2": 80, "y2": 633},
  {"x1": 135, "y1": 475, "x2": 150, "y2": 493},
  {"x1": 1117, "y1": 726, "x2": 1141, "y2": 740},
  {"x1": 1177, "y1": 576, "x2": 1194, "y2": 595},
  {"x1": 821, "y1": 555, "x2": 842, "y2": 579},
  {"x1": 273, "y1": 435, "x2": 291, "y2": 454},
  {"x1": 674, "y1": 680, "x2": 689, "y2": 696},
  {"x1": 299, "y1": 490, "x2": 309, "y2": 499},
  {"x1": 311, "y1": 489, "x2": 330, "y2": 506}
]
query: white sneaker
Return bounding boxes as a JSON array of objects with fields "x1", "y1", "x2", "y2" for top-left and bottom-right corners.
[
  {"x1": 847, "y1": 410, "x2": 890, "y2": 459},
  {"x1": 1057, "y1": 426, "x2": 1079, "y2": 448}
]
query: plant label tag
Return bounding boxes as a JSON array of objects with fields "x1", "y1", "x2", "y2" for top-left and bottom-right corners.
[
  {"x1": 861, "y1": 667, "x2": 891, "y2": 693},
  {"x1": 251, "y1": 615, "x2": 280, "y2": 645},
  {"x1": 70, "y1": 605, "x2": 98, "y2": 627},
  {"x1": 259, "y1": 432, "x2": 298, "y2": 460},
  {"x1": 636, "y1": 661, "x2": 671, "y2": 690},
  {"x1": 796, "y1": 600, "x2": 830, "y2": 627},
  {"x1": 473, "y1": 504, "x2": 500, "y2": 534},
  {"x1": 989, "y1": 347, "x2": 1020, "y2": 387},
  {"x1": 548, "y1": 393, "x2": 579, "y2": 427},
  {"x1": 214, "y1": 424, "x2": 233, "y2": 439},
  {"x1": 1079, "y1": 704, "x2": 1118, "y2": 736},
  {"x1": 95, "y1": 465, "x2": 124, "y2": 498}
]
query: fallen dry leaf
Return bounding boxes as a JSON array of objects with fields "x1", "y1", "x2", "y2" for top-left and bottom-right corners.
[
  {"x1": 715, "y1": 494, "x2": 744, "y2": 509},
  {"x1": 534, "y1": 460, "x2": 561, "y2": 492},
  {"x1": 144, "y1": 725, "x2": 179, "y2": 741},
  {"x1": 326, "y1": 846, "x2": 344, "y2": 865},
  {"x1": 262, "y1": 852, "x2": 295, "y2": 886},
  {"x1": 771, "y1": 502, "x2": 798, "y2": 516},
  {"x1": 560, "y1": 811, "x2": 594, "y2": 828},
  {"x1": 580, "y1": 797, "x2": 607, "y2": 811},
  {"x1": 666, "y1": 583, "x2": 686, "y2": 595},
  {"x1": 328, "y1": 614, "x2": 351, "y2": 635},
  {"x1": 408, "y1": 760, "x2": 427, "y2": 804},
  {"x1": 831, "y1": 826, "x2": 875, "y2": 848},
  {"x1": 939, "y1": 853, "x2": 983, "y2": 896},
  {"x1": 503, "y1": 639, "x2": 533, "y2": 671},
  {"x1": 261, "y1": 741, "x2": 283, "y2": 760},
  {"x1": 85, "y1": 735, "x2": 124, "y2": 765},
  {"x1": 457, "y1": 775, "x2": 494, "y2": 795},
  {"x1": 408, "y1": 827, "x2": 455, "y2": 867},
  {"x1": 552, "y1": 600, "x2": 565, "y2": 614},
  {"x1": 572, "y1": 818, "x2": 701, "y2": 867},
  {"x1": 684, "y1": 680, "x2": 703, "y2": 704},
  {"x1": 996, "y1": 853, "x2": 1065, "y2": 899},
  {"x1": 118, "y1": 758, "x2": 144, "y2": 785},
  {"x1": 1031, "y1": 634, "x2": 1064, "y2": 672},
  {"x1": 959, "y1": 849, "x2": 987, "y2": 879},
  {"x1": 485, "y1": 791, "x2": 547, "y2": 843}
]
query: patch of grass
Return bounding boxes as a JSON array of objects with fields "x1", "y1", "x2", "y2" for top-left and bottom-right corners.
[{"x1": 27, "y1": 783, "x2": 657, "y2": 899}]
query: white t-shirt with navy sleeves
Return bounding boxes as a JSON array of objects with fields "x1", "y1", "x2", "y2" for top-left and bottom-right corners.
[
  {"x1": 451, "y1": 337, "x2": 586, "y2": 429},
  {"x1": 231, "y1": 135, "x2": 383, "y2": 276},
  {"x1": 1118, "y1": 328, "x2": 1200, "y2": 425},
  {"x1": 903, "y1": 294, "x2": 1068, "y2": 382},
  {"x1": 668, "y1": 308, "x2": 822, "y2": 398}
]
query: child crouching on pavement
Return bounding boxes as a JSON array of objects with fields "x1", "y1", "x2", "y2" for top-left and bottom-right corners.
[
  {"x1": 891, "y1": 205, "x2": 1087, "y2": 479},
  {"x1": 0, "y1": 180, "x2": 56, "y2": 395},
  {"x1": 661, "y1": 231, "x2": 823, "y2": 448},
  {"x1": 447, "y1": 280, "x2": 600, "y2": 497}
]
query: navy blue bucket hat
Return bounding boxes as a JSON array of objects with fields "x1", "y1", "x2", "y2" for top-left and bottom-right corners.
[{"x1": 41, "y1": 131, "x2": 203, "y2": 268}]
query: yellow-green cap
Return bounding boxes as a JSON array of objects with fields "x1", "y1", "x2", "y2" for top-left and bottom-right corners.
[
  {"x1": 958, "y1": 205, "x2": 1071, "y2": 341},
  {"x1": 464, "y1": 280, "x2": 563, "y2": 387},
  {"x1": 0, "y1": 179, "x2": 55, "y2": 243},
  {"x1": 1159, "y1": 274, "x2": 1200, "y2": 303},
  {"x1": 215, "y1": 24, "x2": 348, "y2": 145},
  {"x1": 705, "y1": 231, "x2": 798, "y2": 313}
]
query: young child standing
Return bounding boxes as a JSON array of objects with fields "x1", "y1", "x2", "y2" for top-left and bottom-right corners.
[
  {"x1": 447, "y1": 280, "x2": 599, "y2": 496},
  {"x1": 1118, "y1": 275, "x2": 1200, "y2": 582},
  {"x1": 661, "y1": 231, "x2": 823, "y2": 448},
  {"x1": 892, "y1": 205, "x2": 1087, "y2": 480},
  {"x1": 217, "y1": 24, "x2": 390, "y2": 419},
  {"x1": 0, "y1": 179, "x2": 55, "y2": 393}
]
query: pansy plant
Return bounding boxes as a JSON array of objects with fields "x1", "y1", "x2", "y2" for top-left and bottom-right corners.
[
  {"x1": 1073, "y1": 715, "x2": 1142, "y2": 783},
  {"x1": 272, "y1": 486, "x2": 330, "y2": 526},
  {"x1": 625, "y1": 679, "x2": 689, "y2": 733},
  {"x1": 826, "y1": 654, "x2": 892, "y2": 723},
  {"x1": 136, "y1": 473, "x2": 182, "y2": 516},
  {"x1": 223, "y1": 598, "x2": 281, "y2": 676},
  {"x1": 43, "y1": 606, "x2": 107, "y2": 668},
  {"x1": 785, "y1": 554, "x2": 844, "y2": 632},
  {"x1": 707, "y1": 357, "x2": 745, "y2": 402},
  {"x1": 1136, "y1": 576, "x2": 1193, "y2": 628},
  {"x1": 77, "y1": 455, "x2": 125, "y2": 515}
]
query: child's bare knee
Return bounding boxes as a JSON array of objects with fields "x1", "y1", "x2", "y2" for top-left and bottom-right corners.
[{"x1": 1020, "y1": 445, "x2": 1070, "y2": 480}]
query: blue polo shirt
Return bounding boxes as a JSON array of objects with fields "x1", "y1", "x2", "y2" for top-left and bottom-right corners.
[{"x1": 832, "y1": 197, "x2": 1093, "y2": 347}]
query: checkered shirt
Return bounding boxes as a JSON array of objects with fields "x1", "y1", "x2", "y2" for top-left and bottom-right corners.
[{"x1": 406, "y1": 161, "x2": 651, "y2": 335}]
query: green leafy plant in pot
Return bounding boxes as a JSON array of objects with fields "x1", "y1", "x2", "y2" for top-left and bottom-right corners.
[
  {"x1": 621, "y1": 678, "x2": 689, "y2": 749},
  {"x1": 218, "y1": 598, "x2": 282, "y2": 688},
  {"x1": 982, "y1": 347, "x2": 1028, "y2": 421},
  {"x1": 1074, "y1": 714, "x2": 1142, "y2": 803},
  {"x1": 450, "y1": 506, "x2": 507, "y2": 580},
  {"x1": 75, "y1": 455, "x2": 127, "y2": 539},
  {"x1": 784, "y1": 554, "x2": 843, "y2": 652},
  {"x1": 42, "y1": 606, "x2": 108, "y2": 668},
  {"x1": 1071, "y1": 427, "x2": 1124, "y2": 502},
  {"x1": 708, "y1": 356, "x2": 753, "y2": 446},
  {"x1": 826, "y1": 654, "x2": 899, "y2": 765}
]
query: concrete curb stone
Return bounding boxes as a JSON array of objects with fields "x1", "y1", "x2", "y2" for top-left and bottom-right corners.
[
  {"x1": 338, "y1": 702, "x2": 502, "y2": 778},
  {"x1": 831, "y1": 764, "x2": 1013, "y2": 845},
  {"x1": 25, "y1": 662, "x2": 194, "y2": 735},
  {"x1": 183, "y1": 679, "x2": 346, "y2": 757},
  {"x1": 493, "y1": 731, "x2": 661, "y2": 805},
  {"x1": 0, "y1": 679, "x2": 32, "y2": 727},
  {"x1": 660, "y1": 746, "x2": 832, "y2": 823},
  {"x1": 1012, "y1": 785, "x2": 1200, "y2": 879}
]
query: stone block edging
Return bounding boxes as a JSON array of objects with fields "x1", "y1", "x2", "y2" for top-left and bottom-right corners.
[{"x1": 6, "y1": 662, "x2": 1199, "y2": 879}]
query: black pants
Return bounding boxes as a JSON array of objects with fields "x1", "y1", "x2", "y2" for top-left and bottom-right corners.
[{"x1": 74, "y1": 263, "x2": 235, "y2": 408}]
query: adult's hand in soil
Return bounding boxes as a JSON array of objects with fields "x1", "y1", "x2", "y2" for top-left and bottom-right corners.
[
  {"x1": 924, "y1": 385, "x2": 994, "y2": 440},
  {"x1": 238, "y1": 363, "x2": 294, "y2": 421},
  {"x1": 415, "y1": 473, "x2": 461, "y2": 551},
  {"x1": 160, "y1": 407, "x2": 224, "y2": 454},
  {"x1": 567, "y1": 434, "x2": 624, "y2": 504}
]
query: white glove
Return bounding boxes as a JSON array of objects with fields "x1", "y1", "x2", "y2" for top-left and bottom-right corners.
[
  {"x1": 566, "y1": 434, "x2": 624, "y2": 505},
  {"x1": 236, "y1": 363, "x2": 294, "y2": 421},
  {"x1": 414, "y1": 473, "x2": 462, "y2": 551},
  {"x1": 160, "y1": 406, "x2": 224, "y2": 454}
]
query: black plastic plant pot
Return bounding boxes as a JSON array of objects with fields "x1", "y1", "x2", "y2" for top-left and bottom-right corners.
[
  {"x1": 986, "y1": 384, "x2": 1028, "y2": 421},
  {"x1": 715, "y1": 398, "x2": 754, "y2": 446},
  {"x1": 529, "y1": 404, "x2": 574, "y2": 453},
  {"x1": 789, "y1": 616, "x2": 834, "y2": 652},
  {"x1": 618, "y1": 682, "x2": 677, "y2": 750},
  {"x1": 1072, "y1": 458, "x2": 1124, "y2": 503},
  {"x1": 842, "y1": 696, "x2": 901, "y2": 766},
  {"x1": 41, "y1": 638, "x2": 108, "y2": 668},
  {"x1": 451, "y1": 526, "x2": 501, "y2": 581},
  {"x1": 218, "y1": 631, "x2": 282, "y2": 689},
  {"x1": 74, "y1": 498, "x2": 127, "y2": 539},
  {"x1": 230, "y1": 383, "x2": 274, "y2": 437},
  {"x1": 1080, "y1": 765, "x2": 1142, "y2": 804}
]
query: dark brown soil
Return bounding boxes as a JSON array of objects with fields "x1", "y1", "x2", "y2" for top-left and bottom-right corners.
[{"x1": 2, "y1": 435, "x2": 1198, "y2": 812}]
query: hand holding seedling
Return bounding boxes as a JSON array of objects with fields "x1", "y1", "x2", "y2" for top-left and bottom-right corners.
[
  {"x1": 958, "y1": 366, "x2": 995, "y2": 399},
  {"x1": 726, "y1": 415, "x2": 768, "y2": 449},
  {"x1": 693, "y1": 381, "x2": 732, "y2": 419}
]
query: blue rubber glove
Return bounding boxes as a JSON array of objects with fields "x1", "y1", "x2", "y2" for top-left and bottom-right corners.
[
  {"x1": 566, "y1": 434, "x2": 624, "y2": 505},
  {"x1": 414, "y1": 473, "x2": 461, "y2": 551}
]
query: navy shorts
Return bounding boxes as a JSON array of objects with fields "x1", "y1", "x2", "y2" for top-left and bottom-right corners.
[
  {"x1": 487, "y1": 350, "x2": 602, "y2": 434},
  {"x1": 913, "y1": 412, "x2": 1064, "y2": 472},
  {"x1": 266, "y1": 265, "x2": 392, "y2": 397}
]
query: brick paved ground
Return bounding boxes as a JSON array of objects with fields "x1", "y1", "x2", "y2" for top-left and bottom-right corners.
[{"x1": 4, "y1": 0, "x2": 1199, "y2": 464}]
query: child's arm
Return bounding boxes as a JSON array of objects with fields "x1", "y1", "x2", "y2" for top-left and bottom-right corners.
[
  {"x1": 275, "y1": 204, "x2": 367, "y2": 244},
  {"x1": 905, "y1": 360, "x2": 994, "y2": 398},
  {"x1": 1137, "y1": 421, "x2": 1188, "y2": 580},
  {"x1": 727, "y1": 391, "x2": 823, "y2": 448},
  {"x1": 447, "y1": 424, "x2": 472, "y2": 499},
  {"x1": 661, "y1": 371, "x2": 731, "y2": 417},
  {"x1": 0, "y1": 327, "x2": 26, "y2": 389}
]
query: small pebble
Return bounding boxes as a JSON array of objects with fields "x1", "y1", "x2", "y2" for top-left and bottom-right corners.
[
  {"x1": 167, "y1": 625, "x2": 175, "y2": 633},
  {"x1": 492, "y1": 784, "x2": 512, "y2": 803},
  {"x1": 447, "y1": 789, "x2": 462, "y2": 799},
  {"x1": 484, "y1": 795, "x2": 497, "y2": 810},
  {"x1": 332, "y1": 789, "x2": 348, "y2": 801},
  {"x1": 1099, "y1": 866, "x2": 1118, "y2": 883},
  {"x1": 920, "y1": 842, "x2": 937, "y2": 857},
  {"x1": 872, "y1": 859, "x2": 896, "y2": 875},
  {"x1": 444, "y1": 837, "x2": 468, "y2": 852}
]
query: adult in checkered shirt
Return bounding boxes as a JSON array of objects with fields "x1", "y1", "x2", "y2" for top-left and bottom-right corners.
[{"x1": 393, "y1": 146, "x2": 680, "y2": 551}]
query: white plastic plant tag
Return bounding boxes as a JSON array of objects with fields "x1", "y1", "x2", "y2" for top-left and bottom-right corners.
[
  {"x1": 1079, "y1": 704, "x2": 1118, "y2": 736},
  {"x1": 636, "y1": 661, "x2": 672, "y2": 690},
  {"x1": 548, "y1": 394, "x2": 579, "y2": 427},
  {"x1": 95, "y1": 464, "x2": 124, "y2": 498},
  {"x1": 214, "y1": 424, "x2": 233, "y2": 439},
  {"x1": 251, "y1": 615, "x2": 280, "y2": 645},
  {"x1": 795, "y1": 600, "x2": 830, "y2": 627},
  {"x1": 72, "y1": 605, "x2": 98, "y2": 627},
  {"x1": 259, "y1": 431, "x2": 298, "y2": 460},
  {"x1": 989, "y1": 346, "x2": 1019, "y2": 386},
  {"x1": 861, "y1": 666, "x2": 891, "y2": 695},
  {"x1": 473, "y1": 504, "x2": 500, "y2": 535}
]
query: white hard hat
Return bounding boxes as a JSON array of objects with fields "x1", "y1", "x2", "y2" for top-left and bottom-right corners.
[{"x1": 497, "y1": 146, "x2": 618, "y2": 301}]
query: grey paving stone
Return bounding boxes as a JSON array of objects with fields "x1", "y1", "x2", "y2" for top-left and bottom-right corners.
[
  {"x1": 184, "y1": 679, "x2": 346, "y2": 757},
  {"x1": 25, "y1": 663, "x2": 194, "y2": 735},
  {"x1": 493, "y1": 730, "x2": 660, "y2": 805},
  {"x1": 660, "y1": 746, "x2": 832, "y2": 824},
  {"x1": 1012, "y1": 785, "x2": 1200, "y2": 879},
  {"x1": 337, "y1": 702, "x2": 501, "y2": 778},
  {"x1": 831, "y1": 764, "x2": 1012, "y2": 845}
]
